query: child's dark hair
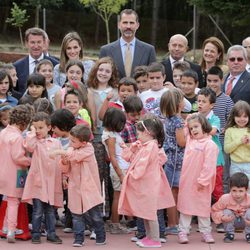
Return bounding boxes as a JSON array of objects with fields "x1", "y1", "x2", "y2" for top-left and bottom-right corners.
[
  {"x1": 136, "y1": 114, "x2": 165, "y2": 148},
  {"x1": 172, "y1": 61, "x2": 190, "y2": 71},
  {"x1": 230, "y1": 172, "x2": 249, "y2": 190},
  {"x1": 133, "y1": 65, "x2": 148, "y2": 80},
  {"x1": 103, "y1": 108, "x2": 126, "y2": 132},
  {"x1": 118, "y1": 77, "x2": 138, "y2": 93},
  {"x1": 65, "y1": 59, "x2": 84, "y2": 84},
  {"x1": 187, "y1": 113, "x2": 212, "y2": 134},
  {"x1": 123, "y1": 96, "x2": 143, "y2": 113},
  {"x1": 64, "y1": 89, "x2": 82, "y2": 104},
  {"x1": 70, "y1": 124, "x2": 91, "y2": 142},
  {"x1": 198, "y1": 87, "x2": 216, "y2": 104},
  {"x1": 181, "y1": 69, "x2": 198, "y2": 82},
  {"x1": 0, "y1": 69, "x2": 13, "y2": 92},
  {"x1": 33, "y1": 98, "x2": 53, "y2": 114},
  {"x1": 9, "y1": 104, "x2": 34, "y2": 127},
  {"x1": 207, "y1": 66, "x2": 223, "y2": 80},
  {"x1": 32, "y1": 112, "x2": 51, "y2": 125},
  {"x1": 35, "y1": 59, "x2": 53, "y2": 73},
  {"x1": 225, "y1": 100, "x2": 250, "y2": 130},
  {"x1": 147, "y1": 62, "x2": 165, "y2": 75},
  {"x1": 51, "y1": 109, "x2": 76, "y2": 132},
  {"x1": 27, "y1": 73, "x2": 48, "y2": 98},
  {"x1": 160, "y1": 88, "x2": 184, "y2": 117}
]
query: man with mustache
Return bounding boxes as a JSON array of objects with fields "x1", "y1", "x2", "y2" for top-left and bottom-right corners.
[{"x1": 99, "y1": 9, "x2": 156, "y2": 79}]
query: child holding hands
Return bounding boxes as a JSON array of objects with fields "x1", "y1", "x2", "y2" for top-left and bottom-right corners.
[{"x1": 60, "y1": 124, "x2": 106, "y2": 247}]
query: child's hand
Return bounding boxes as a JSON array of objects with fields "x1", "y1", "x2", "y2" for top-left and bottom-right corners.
[
  {"x1": 130, "y1": 140, "x2": 142, "y2": 152},
  {"x1": 61, "y1": 154, "x2": 69, "y2": 165},
  {"x1": 30, "y1": 125, "x2": 36, "y2": 133},
  {"x1": 164, "y1": 81, "x2": 175, "y2": 89},
  {"x1": 120, "y1": 142, "x2": 127, "y2": 149},
  {"x1": 221, "y1": 214, "x2": 234, "y2": 223},
  {"x1": 197, "y1": 183, "x2": 205, "y2": 191},
  {"x1": 241, "y1": 135, "x2": 249, "y2": 144},
  {"x1": 106, "y1": 91, "x2": 114, "y2": 101},
  {"x1": 62, "y1": 178, "x2": 68, "y2": 189}
]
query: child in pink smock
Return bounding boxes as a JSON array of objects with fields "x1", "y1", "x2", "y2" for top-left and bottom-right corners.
[
  {"x1": 22, "y1": 112, "x2": 63, "y2": 244},
  {"x1": 211, "y1": 172, "x2": 250, "y2": 243},
  {"x1": 0, "y1": 104, "x2": 33, "y2": 243},
  {"x1": 118, "y1": 115, "x2": 175, "y2": 248},
  {"x1": 177, "y1": 113, "x2": 219, "y2": 244},
  {"x1": 59, "y1": 124, "x2": 105, "y2": 247}
]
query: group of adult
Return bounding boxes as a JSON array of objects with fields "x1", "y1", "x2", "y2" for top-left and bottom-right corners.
[{"x1": 12, "y1": 8, "x2": 250, "y2": 106}]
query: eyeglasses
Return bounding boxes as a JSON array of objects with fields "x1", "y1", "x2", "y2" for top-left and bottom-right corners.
[{"x1": 228, "y1": 57, "x2": 244, "y2": 62}]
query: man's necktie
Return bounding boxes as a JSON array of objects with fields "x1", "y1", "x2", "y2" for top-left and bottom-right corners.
[
  {"x1": 124, "y1": 43, "x2": 132, "y2": 77},
  {"x1": 226, "y1": 77, "x2": 235, "y2": 96}
]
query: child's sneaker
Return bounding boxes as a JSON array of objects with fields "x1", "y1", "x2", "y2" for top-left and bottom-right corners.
[
  {"x1": 109, "y1": 223, "x2": 130, "y2": 234},
  {"x1": 7, "y1": 231, "x2": 15, "y2": 243},
  {"x1": 72, "y1": 240, "x2": 84, "y2": 247},
  {"x1": 178, "y1": 231, "x2": 189, "y2": 244},
  {"x1": 32, "y1": 235, "x2": 41, "y2": 244},
  {"x1": 246, "y1": 233, "x2": 250, "y2": 243},
  {"x1": 224, "y1": 233, "x2": 234, "y2": 243},
  {"x1": 131, "y1": 232, "x2": 146, "y2": 242},
  {"x1": 201, "y1": 232, "x2": 215, "y2": 244},
  {"x1": 159, "y1": 232, "x2": 167, "y2": 243},
  {"x1": 47, "y1": 235, "x2": 62, "y2": 244},
  {"x1": 63, "y1": 227, "x2": 73, "y2": 233},
  {"x1": 216, "y1": 223, "x2": 225, "y2": 233},
  {"x1": 165, "y1": 225, "x2": 179, "y2": 235},
  {"x1": 90, "y1": 231, "x2": 96, "y2": 240},
  {"x1": 137, "y1": 238, "x2": 161, "y2": 248}
]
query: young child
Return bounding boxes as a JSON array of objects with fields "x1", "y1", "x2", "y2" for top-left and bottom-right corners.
[
  {"x1": 22, "y1": 112, "x2": 63, "y2": 244},
  {"x1": 0, "y1": 103, "x2": 12, "y2": 130},
  {"x1": 102, "y1": 108, "x2": 130, "y2": 234},
  {"x1": 180, "y1": 69, "x2": 199, "y2": 116},
  {"x1": 19, "y1": 73, "x2": 48, "y2": 105},
  {"x1": 0, "y1": 69, "x2": 18, "y2": 106},
  {"x1": 120, "y1": 95, "x2": 143, "y2": 144},
  {"x1": 59, "y1": 124, "x2": 106, "y2": 246},
  {"x1": 36, "y1": 59, "x2": 61, "y2": 110},
  {"x1": 224, "y1": 100, "x2": 250, "y2": 189},
  {"x1": 211, "y1": 173, "x2": 250, "y2": 243},
  {"x1": 133, "y1": 65, "x2": 150, "y2": 94},
  {"x1": 160, "y1": 88, "x2": 186, "y2": 235},
  {"x1": 118, "y1": 115, "x2": 175, "y2": 248},
  {"x1": 0, "y1": 104, "x2": 33, "y2": 243},
  {"x1": 172, "y1": 61, "x2": 191, "y2": 87},
  {"x1": 98, "y1": 76, "x2": 138, "y2": 120},
  {"x1": 139, "y1": 62, "x2": 191, "y2": 115},
  {"x1": 177, "y1": 113, "x2": 219, "y2": 244},
  {"x1": 87, "y1": 57, "x2": 119, "y2": 218},
  {"x1": 197, "y1": 87, "x2": 224, "y2": 203},
  {"x1": 206, "y1": 66, "x2": 234, "y2": 193}
]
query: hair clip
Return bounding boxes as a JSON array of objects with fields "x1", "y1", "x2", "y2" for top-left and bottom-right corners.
[{"x1": 70, "y1": 80, "x2": 79, "y2": 89}]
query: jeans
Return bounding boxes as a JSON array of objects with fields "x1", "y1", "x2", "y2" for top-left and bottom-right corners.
[
  {"x1": 137, "y1": 209, "x2": 165, "y2": 234},
  {"x1": 72, "y1": 205, "x2": 105, "y2": 243},
  {"x1": 32, "y1": 199, "x2": 56, "y2": 238}
]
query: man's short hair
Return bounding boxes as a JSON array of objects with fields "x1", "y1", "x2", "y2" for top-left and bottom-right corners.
[
  {"x1": 25, "y1": 27, "x2": 46, "y2": 42},
  {"x1": 119, "y1": 9, "x2": 139, "y2": 22}
]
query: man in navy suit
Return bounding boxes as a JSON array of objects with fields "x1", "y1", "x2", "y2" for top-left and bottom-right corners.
[
  {"x1": 161, "y1": 34, "x2": 203, "y2": 88},
  {"x1": 14, "y1": 27, "x2": 58, "y2": 97},
  {"x1": 223, "y1": 45, "x2": 250, "y2": 104},
  {"x1": 99, "y1": 9, "x2": 156, "y2": 79}
]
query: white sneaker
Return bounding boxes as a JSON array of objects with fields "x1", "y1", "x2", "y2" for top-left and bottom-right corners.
[
  {"x1": 7, "y1": 231, "x2": 15, "y2": 243},
  {"x1": 63, "y1": 227, "x2": 73, "y2": 233},
  {"x1": 90, "y1": 231, "x2": 96, "y2": 240}
]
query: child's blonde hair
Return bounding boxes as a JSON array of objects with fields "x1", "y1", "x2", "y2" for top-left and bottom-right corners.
[{"x1": 160, "y1": 88, "x2": 184, "y2": 117}]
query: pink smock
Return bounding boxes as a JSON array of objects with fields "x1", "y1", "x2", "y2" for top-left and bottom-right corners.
[
  {"x1": 22, "y1": 131, "x2": 63, "y2": 207},
  {"x1": 177, "y1": 135, "x2": 219, "y2": 217},
  {"x1": 60, "y1": 143, "x2": 103, "y2": 214},
  {"x1": 118, "y1": 140, "x2": 175, "y2": 221}
]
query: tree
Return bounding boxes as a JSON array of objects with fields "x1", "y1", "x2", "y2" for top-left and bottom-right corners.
[
  {"x1": 187, "y1": 0, "x2": 250, "y2": 26},
  {"x1": 23, "y1": 0, "x2": 63, "y2": 27},
  {"x1": 6, "y1": 2, "x2": 29, "y2": 48},
  {"x1": 79, "y1": 0, "x2": 129, "y2": 44}
]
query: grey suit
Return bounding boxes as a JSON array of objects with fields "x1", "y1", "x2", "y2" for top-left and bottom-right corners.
[
  {"x1": 99, "y1": 38, "x2": 156, "y2": 79},
  {"x1": 223, "y1": 70, "x2": 250, "y2": 104}
]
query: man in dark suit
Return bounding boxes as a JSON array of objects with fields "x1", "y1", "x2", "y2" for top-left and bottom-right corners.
[
  {"x1": 223, "y1": 45, "x2": 250, "y2": 104},
  {"x1": 99, "y1": 9, "x2": 156, "y2": 79},
  {"x1": 14, "y1": 27, "x2": 58, "y2": 97},
  {"x1": 161, "y1": 34, "x2": 203, "y2": 88}
]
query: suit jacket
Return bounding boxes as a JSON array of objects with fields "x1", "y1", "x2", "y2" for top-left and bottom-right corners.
[
  {"x1": 14, "y1": 54, "x2": 59, "y2": 96},
  {"x1": 223, "y1": 70, "x2": 250, "y2": 104},
  {"x1": 161, "y1": 57, "x2": 203, "y2": 88},
  {"x1": 99, "y1": 38, "x2": 156, "y2": 79}
]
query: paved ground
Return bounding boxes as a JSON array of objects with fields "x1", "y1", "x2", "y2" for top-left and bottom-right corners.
[{"x1": 1, "y1": 226, "x2": 250, "y2": 250}]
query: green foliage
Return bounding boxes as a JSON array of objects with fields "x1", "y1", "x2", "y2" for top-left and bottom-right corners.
[
  {"x1": 188, "y1": 0, "x2": 250, "y2": 26},
  {"x1": 6, "y1": 2, "x2": 29, "y2": 28}
]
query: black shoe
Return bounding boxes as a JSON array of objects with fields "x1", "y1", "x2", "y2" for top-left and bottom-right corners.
[
  {"x1": 47, "y1": 235, "x2": 62, "y2": 244},
  {"x1": 246, "y1": 233, "x2": 250, "y2": 243},
  {"x1": 32, "y1": 236, "x2": 41, "y2": 244},
  {"x1": 224, "y1": 233, "x2": 234, "y2": 243}
]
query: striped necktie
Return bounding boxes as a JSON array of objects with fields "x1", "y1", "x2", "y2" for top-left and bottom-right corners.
[{"x1": 124, "y1": 43, "x2": 132, "y2": 77}]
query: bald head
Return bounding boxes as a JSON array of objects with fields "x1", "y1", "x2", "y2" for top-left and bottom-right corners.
[
  {"x1": 242, "y1": 37, "x2": 250, "y2": 62},
  {"x1": 168, "y1": 34, "x2": 188, "y2": 61}
]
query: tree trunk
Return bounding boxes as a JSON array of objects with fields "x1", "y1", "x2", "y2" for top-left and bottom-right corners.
[
  {"x1": 19, "y1": 27, "x2": 24, "y2": 48},
  {"x1": 35, "y1": 5, "x2": 41, "y2": 27},
  {"x1": 95, "y1": 15, "x2": 100, "y2": 45},
  {"x1": 104, "y1": 19, "x2": 110, "y2": 44},
  {"x1": 151, "y1": 0, "x2": 159, "y2": 46}
]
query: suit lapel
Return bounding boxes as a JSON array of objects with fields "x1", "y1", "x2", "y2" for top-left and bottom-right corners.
[
  {"x1": 24, "y1": 56, "x2": 29, "y2": 75},
  {"x1": 133, "y1": 39, "x2": 143, "y2": 68},
  {"x1": 230, "y1": 71, "x2": 248, "y2": 98},
  {"x1": 110, "y1": 40, "x2": 125, "y2": 77}
]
